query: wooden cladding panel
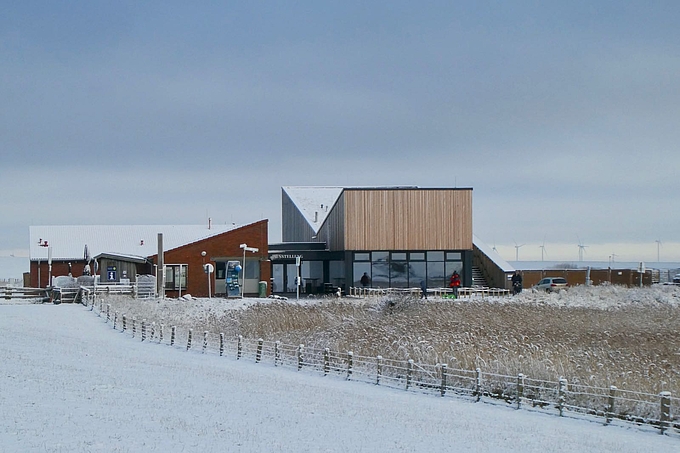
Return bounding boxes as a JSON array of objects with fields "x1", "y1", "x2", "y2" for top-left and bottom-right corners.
[
  {"x1": 344, "y1": 189, "x2": 472, "y2": 250},
  {"x1": 282, "y1": 191, "x2": 314, "y2": 242}
]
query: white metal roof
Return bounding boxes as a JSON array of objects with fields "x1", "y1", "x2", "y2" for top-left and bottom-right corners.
[
  {"x1": 282, "y1": 186, "x2": 344, "y2": 234},
  {"x1": 473, "y1": 235, "x2": 515, "y2": 272},
  {"x1": 29, "y1": 224, "x2": 239, "y2": 261}
]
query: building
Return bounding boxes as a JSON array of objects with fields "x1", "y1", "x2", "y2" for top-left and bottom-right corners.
[
  {"x1": 28, "y1": 221, "x2": 270, "y2": 297},
  {"x1": 269, "y1": 186, "x2": 477, "y2": 295}
]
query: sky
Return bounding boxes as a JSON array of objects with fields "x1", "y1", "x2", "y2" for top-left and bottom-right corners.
[
  {"x1": 1, "y1": 1, "x2": 679, "y2": 270},
  {"x1": 2, "y1": 301, "x2": 678, "y2": 451}
]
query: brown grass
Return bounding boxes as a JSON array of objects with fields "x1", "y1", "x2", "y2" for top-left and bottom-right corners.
[{"x1": 101, "y1": 291, "x2": 680, "y2": 396}]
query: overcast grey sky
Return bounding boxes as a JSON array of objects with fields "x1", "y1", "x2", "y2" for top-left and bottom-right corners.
[{"x1": 1, "y1": 1, "x2": 678, "y2": 264}]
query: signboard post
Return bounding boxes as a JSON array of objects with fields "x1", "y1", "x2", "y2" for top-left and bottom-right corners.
[{"x1": 296, "y1": 256, "x2": 301, "y2": 300}]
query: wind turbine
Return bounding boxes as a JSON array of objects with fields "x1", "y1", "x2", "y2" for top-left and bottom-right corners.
[
  {"x1": 655, "y1": 239, "x2": 662, "y2": 262},
  {"x1": 513, "y1": 240, "x2": 524, "y2": 261},
  {"x1": 539, "y1": 236, "x2": 548, "y2": 262},
  {"x1": 577, "y1": 236, "x2": 588, "y2": 262}
]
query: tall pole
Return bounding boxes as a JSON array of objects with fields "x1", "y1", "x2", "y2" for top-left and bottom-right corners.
[
  {"x1": 242, "y1": 247, "x2": 246, "y2": 299},
  {"x1": 47, "y1": 246, "x2": 52, "y2": 287}
]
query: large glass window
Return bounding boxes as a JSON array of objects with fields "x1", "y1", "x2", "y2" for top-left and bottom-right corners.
[
  {"x1": 272, "y1": 264, "x2": 284, "y2": 293},
  {"x1": 409, "y1": 261, "x2": 427, "y2": 287},
  {"x1": 286, "y1": 263, "x2": 298, "y2": 292},
  {"x1": 445, "y1": 262, "x2": 463, "y2": 284},
  {"x1": 371, "y1": 262, "x2": 389, "y2": 288},
  {"x1": 390, "y1": 261, "x2": 409, "y2": 288},
  {"x1": 353, "y1": 262, "x2": 371, "y2": 287},
  {"x1": 349, "y1": 250, "x2": 464, "y2": 289},
  {"x1": 427, "y1": 251, "x2": 445, "y2": 261},
  {"x1": 427, "y1": 261, "x2": 446, "y2": 288},
  {"x1": 329, "y1": 261, "x2": 345, "y2": 288},
  {"x1": 372, "y1": 251, "x2": 389, "y2": 262}
]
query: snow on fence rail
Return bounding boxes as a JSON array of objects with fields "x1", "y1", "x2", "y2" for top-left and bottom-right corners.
[
  {"x1": 1, "y1": 286, "x2": 49, "y2": 301},
  {"x1": 347, "y1": 286, "x2": 511, "y2": 298},
  {"x1": 81, "y1": 294, "x2": 678, "y2": 437}
]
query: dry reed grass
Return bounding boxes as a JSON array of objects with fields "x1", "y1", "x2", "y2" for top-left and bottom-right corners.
[{"x1": 100, "y1": 287, "x2": 680, "y2": 396}]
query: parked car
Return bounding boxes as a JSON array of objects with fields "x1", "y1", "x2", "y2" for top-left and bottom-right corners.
[
  {"x1": 534, "y1": 277, "x2": 568, "y2": 293},
  {"x1": 673, "y1": 274, "x2": 680, "y2": 284}
]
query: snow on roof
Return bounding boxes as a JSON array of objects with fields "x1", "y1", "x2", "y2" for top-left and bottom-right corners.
[
  {"x1": 29, "y1": 224, "x2": 239, "y2": 261},
  {"x1": 473, "y1": 235, "x2": 515, "y2": 272},
  {"x1": 282, "y1": 186, "x2": 343, "y2": 234}
]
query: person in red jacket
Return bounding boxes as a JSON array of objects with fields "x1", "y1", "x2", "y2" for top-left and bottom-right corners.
[{"x1": 449, "y1": 271, "x2": 461, "y2": 298}]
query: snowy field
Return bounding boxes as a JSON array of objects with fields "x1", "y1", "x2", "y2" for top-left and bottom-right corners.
[{"x1": 1, "y1": 303, "x2": 678, "y2": 452}]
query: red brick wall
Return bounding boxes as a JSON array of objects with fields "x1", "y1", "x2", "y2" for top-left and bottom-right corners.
[
  {"x1": 152, "y1": 220, "x2": 270, "y2": 298},
  {"x1": 30, "y1": 260, "x2": 88, "y2": 287}
]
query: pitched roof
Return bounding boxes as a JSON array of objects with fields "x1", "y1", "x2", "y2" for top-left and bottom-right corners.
[
  {"x1": 29, "y1": 224, "x2": 239, "y2": 261},
  {"x1": 282, "y1": 186, "x2": 343, "y2": 234}
]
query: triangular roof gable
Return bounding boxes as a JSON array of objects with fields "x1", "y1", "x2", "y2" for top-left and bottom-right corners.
[{"x1": 282, "y1": 186, "x2": 343, "y2": 234}]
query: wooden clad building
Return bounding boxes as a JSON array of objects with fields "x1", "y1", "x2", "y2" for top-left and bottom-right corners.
[{"x1": 273, "y1": 186, "x2": 474, "y2": 294}]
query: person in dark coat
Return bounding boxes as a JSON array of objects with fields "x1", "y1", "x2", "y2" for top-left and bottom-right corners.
[
  {"x1": 419, "y1": 279, "x2": 427, "y2": 299},
  {"x1": 511, "y1": 270, "x2": 523, "y2": 295},
  {"x1": 360, "y1": 272, "x2": 370, "y2": 287}
]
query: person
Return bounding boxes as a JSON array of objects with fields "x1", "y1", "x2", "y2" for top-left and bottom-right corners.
[
  {"x1": 360, "y1": 272, "x2": 370, "y2": 287},
  {"x1": 511, "y1": 270, "x2": 523, "y2": 295},
  {"x1": 419, "y1": 279, "x2": 427, "y2": 299},
  {"x1": 449, "y1": 271, "x2": 461, "y2": 298}
]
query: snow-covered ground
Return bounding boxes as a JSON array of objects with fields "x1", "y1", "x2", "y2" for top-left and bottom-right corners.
[{"x1": 1, "y1": 303, "x2": 678, "y2": 452}]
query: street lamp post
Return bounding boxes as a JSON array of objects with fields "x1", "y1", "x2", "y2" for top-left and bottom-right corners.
[
  {"x1": 239, "y1": 243, "x2": 259, "y2": 298},
  {"x1": 201, "y1": 251, "x2": 213, "y2": 298}
]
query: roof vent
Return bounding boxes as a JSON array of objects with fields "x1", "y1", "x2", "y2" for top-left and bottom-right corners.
[{"x1": 314, "y1": 211, "x2": 318, "y2": 223}]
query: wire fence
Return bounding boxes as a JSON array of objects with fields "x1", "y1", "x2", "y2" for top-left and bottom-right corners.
[{"x1": 83, "y1": 294, "x2": 679, "y2": 438}]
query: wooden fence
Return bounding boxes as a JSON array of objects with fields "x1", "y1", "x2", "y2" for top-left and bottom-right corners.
[
  {"x1": 348, "y1": 286, "x2": 510, "y2": 298},
  {"x1": 1, "y1": 286, "x2": 49, "y2": 301},
  {"x1": 83, "y1": 293, "x2": 679, "y2": 437}
]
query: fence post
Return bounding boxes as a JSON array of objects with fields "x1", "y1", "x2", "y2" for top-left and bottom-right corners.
[
  {"x1": 606, "y1": 386, "x2": 617, "y2": 425},
  {"x1": 141, "y1": 320, "x2": 146, "y2": 341},
  {"x1": 132, "y1": 318, "x2": 136, "y2": 338},
  {"x1": 517, "y1": 374, "x2": 524, "y2": 410},
  {"x1": 219, "y1": 333, "x2": 224, "y2": 356},
  {"x1": 186, "y1": 329, "x2": 193, "y2": 351},
  {"x1": 297, "y1": 344, "x2": 304, "y2": 370},
  {"x1": 150, "y1": 322, "x2": 156, "y2": 341},
  {"x1": 440, "y1": 364, "x2": 447, "y2": 397},
  {"x1": 106, "y1": 304, "x2": 110, "y2": 322},
  {"x1": 347, "y1": 351, "x2": 353, "y2": 380},
  {"x1": 99, "y1": 299, "x2": 103, "y2": 315},
  {"x1": 274, "y1": 341, "x2": 281, "y2": 366},
  {"x1": 202, "y1": 331, "x2": 208, "y2": 353},
  {"x1": 159, "y1": 324, "x2": 164, "y2": 343},
  {"x1": 113, "y1": 312, "x2": 117, "y2": 330},
  {"x1": 475, "y1": 368, "x2": 482, "y2": 402},
  {"x1": 122, "y1": 314, "x2": 127, "y2": 332},
  {"x1": 660, "y1": 391, "x2": 671, "y2": 434},
  {"x1": 90, "y1": 297, "x2": 95, "y2": 311},
  {"x1": 256, "y1": 338, "x2": 263, "y2": 362},
  {"x1": 170, "y1": 326, "x2": 176, "y2": 346},
  {"x1": 237, "y1": 335, "x2": 243, "y2": 359},
  {"x1": 558, "y1": 378, "x2": 568, "y2": 416},
  {"x1": 323, "y1": 348, "x2": 330, "y2": 375},
  {"x1": 376, "y1": 356, "x2": 383, "y2": 385},
  {"x1": 406, "y1": 359, "x2": 414, "y2": 390}
]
